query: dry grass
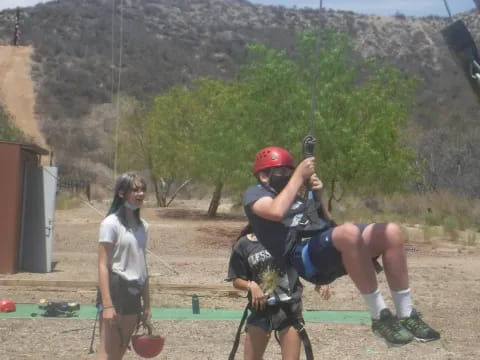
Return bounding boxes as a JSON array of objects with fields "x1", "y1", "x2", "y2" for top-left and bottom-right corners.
[
  {"x1": 330, "y1": 190, "x2": 480, "y2": 246},
  {"x1": 332, "y1": 190, "x2": 480, "y2": 231},
  {"x1": 56, "y1": 193, "x2": 82, "y2": 210}
]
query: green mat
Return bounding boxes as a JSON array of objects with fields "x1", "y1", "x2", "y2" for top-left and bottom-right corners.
[{"x1": 0, "y1": 304, "x2": 370, "y2": 324}]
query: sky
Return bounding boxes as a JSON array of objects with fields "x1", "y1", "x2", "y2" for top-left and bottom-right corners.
[{"x1": 0, "y1": 0, "x2": 476, "y2": 17}]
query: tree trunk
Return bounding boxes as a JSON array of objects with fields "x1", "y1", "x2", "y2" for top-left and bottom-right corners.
[
  {"x1": 158, "y1": 177, "x2": 170, "y2": 207},
  {"x1": 207, "y1": 180, "x2": 223, "y2": 218},
  {"x1": 166, "y1": 179, "x2": 191, "y2": 207},
  {"x1": 149, "y1": 173, "x2": 165, "y2": 207}
]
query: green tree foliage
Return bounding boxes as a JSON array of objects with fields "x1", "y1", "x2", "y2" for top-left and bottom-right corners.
[
  {"x1": 0, "y1": 105, "x2": 26, "y2": 142},
  {"x1": 303, "y1": 31, "x2": 418, "y2": 207},
  {"x1": 239, "y1": 30, "x2": 419, "y2": 210},
  {"x1": 187, "y1": 78, "x2": 252, "y2": 216},
  {"x1": 122, "y1": 29, "x2": 418, "y2": 215},
  {"x1": 119, "y1": 90, "x2": 195, "y2": 207}
]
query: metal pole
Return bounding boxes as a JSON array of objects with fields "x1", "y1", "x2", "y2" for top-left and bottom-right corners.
[
  {"x1": 443, "y1": 0, "x2": 453, "y2": 21},
  {"x1": 13, "y1": 7, "x2": 20, "y2": 46}
]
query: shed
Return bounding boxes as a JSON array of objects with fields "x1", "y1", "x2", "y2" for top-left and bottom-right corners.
[{"x1": 0, "y1": 140, "x2": 56, "y2": 274}]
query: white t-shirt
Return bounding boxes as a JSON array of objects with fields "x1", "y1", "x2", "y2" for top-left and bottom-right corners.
[{"x1": 99, "y1": 213, "x2": 148, "y2": 285}]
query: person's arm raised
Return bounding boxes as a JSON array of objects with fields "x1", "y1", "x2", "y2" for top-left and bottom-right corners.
[
  {"x1": 310, "y1": 173, "x2": 333, "y2": 221},
  {"x1": 252, "y1": 157, "x2": 315, "y2": 221}
]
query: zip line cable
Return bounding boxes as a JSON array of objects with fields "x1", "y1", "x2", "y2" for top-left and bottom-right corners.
[
  {"x1": 442, "y1": 0, "x2": 453, "y2": 22},
  {"x1": 303, "y1": 0, "x2": 324, "y2": 160},
  {"x1": 113, "y1": 0, "x2": 125, "y2": 181},
  {"x1": 309, "y1": 0, "x2": 324, "y2": 138},
  {"x1": 110, "y1": 0, "x2": 116, "y2": 103}
]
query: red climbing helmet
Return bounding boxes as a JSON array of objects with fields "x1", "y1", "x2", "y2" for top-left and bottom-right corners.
[
  {"x1": 0, "y1": 299, "x2": 16, "y2": 313},
  {"x1": 252, "y1": 146, "x2": 294, "y2": 175},
  {"x1": 131, "y1": 321, "x2": 165, "y2": 358}
]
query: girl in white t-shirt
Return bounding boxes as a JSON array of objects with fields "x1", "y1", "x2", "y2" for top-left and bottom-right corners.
[{"x1": 97, "y1": 172, "x2": 151, "y2": 359}]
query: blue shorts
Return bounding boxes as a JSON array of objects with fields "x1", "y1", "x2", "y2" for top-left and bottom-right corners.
[{"x1": 289, "y1": 224, "x2": 369, "y2": 285}]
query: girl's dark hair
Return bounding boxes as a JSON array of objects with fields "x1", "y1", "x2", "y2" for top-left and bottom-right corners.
[
  {"x1": 231, "y1": 223, "x2": 252, "y2": 247},
  {"x1": 106, "y1": 172, "x2": 147, "y2": 228}
]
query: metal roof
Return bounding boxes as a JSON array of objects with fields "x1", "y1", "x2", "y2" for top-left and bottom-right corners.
[{"x1": 0, "y1": 140, "x2": 49, "y2": 155}]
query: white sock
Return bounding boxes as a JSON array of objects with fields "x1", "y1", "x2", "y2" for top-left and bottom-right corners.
[
  {"x1": 391, "y1": 288, "x2": 413, "y2": 318},
  {"x1": 362, "y1": 288, "x2": 387, "y2": 320}
]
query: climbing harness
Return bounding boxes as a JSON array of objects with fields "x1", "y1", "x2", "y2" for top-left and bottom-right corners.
[
  {"x1": 228, "y1": 301, "x2": 314, "y2": 360},
  {"x1": 228, "y1": 303, "x2": 250, "y2": 360},
  {"x1": 273, "y1": 305, "x2": 314, "y2": 360}
]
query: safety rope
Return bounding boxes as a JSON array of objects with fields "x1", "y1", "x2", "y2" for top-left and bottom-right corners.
[
  {"x1": 308, "y1": 0, "x2": 324, "y2": 139},
  {"x1": 303, "y1": 0, "x2": 324, "y2": 161},
  {"x1": 113, "y1": 0, "x2": 125, "y2": 180},
  {"x1": 110, "y1": 0, "x2": 116, "y2": 103},
  {"x1": 442, "y1": 0, "x2": 453, "y2": 22}
]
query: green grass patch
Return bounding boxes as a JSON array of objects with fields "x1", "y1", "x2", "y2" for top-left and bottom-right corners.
[{"x1": 56, "y1": 193, "x2": 82, "y2": 210}]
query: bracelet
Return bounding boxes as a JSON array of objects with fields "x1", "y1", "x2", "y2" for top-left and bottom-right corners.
[
  {"x1": 246, "y1": 281, "x2": 252, "y2": 292},
  {"x1": 103, "y1": 305, "x2": 114, "y2": 309}
]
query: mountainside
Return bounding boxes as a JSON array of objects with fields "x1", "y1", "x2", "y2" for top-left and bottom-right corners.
[
  {"x1": 0, "y1": 0, "x2": 479, "y2": 194},
  {"x1": 0, "y1": 45, "x2": 47, "y2": 148}
]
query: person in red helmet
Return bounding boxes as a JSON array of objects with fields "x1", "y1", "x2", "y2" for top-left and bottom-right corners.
[{"x1": 244, "y1": 146, "x2": 440, "y2": 347}]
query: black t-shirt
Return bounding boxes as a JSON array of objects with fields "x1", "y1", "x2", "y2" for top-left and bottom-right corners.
[
  {"x1": 243, "y1": 184, "x2": 331, "y2": 259},
  {"x1": 228, "y1": 235, "x2": 302, "y2": 302}
]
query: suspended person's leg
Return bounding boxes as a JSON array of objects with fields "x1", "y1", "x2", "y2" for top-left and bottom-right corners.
[
  {"x1": 305, "y1": 223, "x2": 413, "y2": 346},
  {"x1": 362, "y1": 223, "x2": 440, "y2": 342},
  {"x1": 278, "y1": 326, "x2": 301, "y2": 360},
  {"x1": 244, "y1": 324, "x2": 270, "y2": 360}
]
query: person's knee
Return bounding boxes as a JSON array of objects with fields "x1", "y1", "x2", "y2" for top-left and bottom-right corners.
[
  {"x1": 333, "y1": 223, "x2": 362, "y2": 250},
  {"x1": 385, "y1": 223, "x2": 406, "y2": 248}
]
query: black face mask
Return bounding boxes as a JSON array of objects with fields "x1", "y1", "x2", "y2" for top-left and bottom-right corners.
[{"x1": 268, "y1": 174, "x2": 291, "y2": 193}]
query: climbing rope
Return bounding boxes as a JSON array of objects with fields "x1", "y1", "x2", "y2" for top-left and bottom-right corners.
[{"x1": 113, "y1": 0, "x2": 125, "y2": 180}]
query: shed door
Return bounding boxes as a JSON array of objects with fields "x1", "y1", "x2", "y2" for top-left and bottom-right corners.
[{"x1": 20, "y1": 165, "x2": 57, "y2": 272}]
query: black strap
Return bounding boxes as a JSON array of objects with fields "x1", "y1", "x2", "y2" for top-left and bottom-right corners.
[
  {"x1": 292, "y1": 319, "x2": 314, "y2": 360},
  {"x1": 229, "y1": 302, "x2": 314, "y2": 360},
  {"x1": 272, "y1": 318, "x2": 313, "y2": 360},
  {"x1": 228, "y1": 303, "x2": 250, "y2": 360},
  {"x1": 281, "y1": 304, "x2": 314, "y2": 360}
]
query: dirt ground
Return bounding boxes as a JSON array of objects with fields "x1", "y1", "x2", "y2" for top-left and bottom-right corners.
[
  {"x1": 1, "y1": 201, "x2": 480, "y2": 359},
  {"x1": 0, "y1": 45, "x2": 48, "y2": 149}
]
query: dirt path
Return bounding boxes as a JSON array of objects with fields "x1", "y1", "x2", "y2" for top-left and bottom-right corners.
[
  {"x1": 0, "y1": 45, "x2": 47, "y2": 148},
  {"x1": 0, "y1": 204, "x2": 479, "y2": 359}
]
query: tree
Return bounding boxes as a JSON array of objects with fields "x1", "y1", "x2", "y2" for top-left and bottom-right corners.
[
  {"x1": 295, "y1": 30, "x2": 419, "y2": 209},
  {"x1": 120, "y1": 29, "x2": 419, "y2": 216},
  {"x1": 0, "y1": 105, "x2": 27, "y2": 142},
  {"x1": 186, "y1": 78, "x2": 251, "y2": 217},
  {"x1": 119, "y1": 90, "x2": 194, "y2": 207},
  {"x1": 235, "y1": 30, "x2": 419, "y2": 211}
]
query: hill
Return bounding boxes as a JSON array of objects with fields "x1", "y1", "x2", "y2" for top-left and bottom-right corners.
[
  {"x1": 0, "y1": 0, "x2": 479, "y2": 194},
  {"x1": 0, "y1": 45, "x2": 47, "y2": 148}
]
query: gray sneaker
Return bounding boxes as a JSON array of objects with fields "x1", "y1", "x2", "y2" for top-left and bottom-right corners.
[
  {"x1": 372, "y1": 308, "x2": 414, "y2": 346},
  {"x1": 399, "y1": 308, "x2": 440, "y2": 342}
]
